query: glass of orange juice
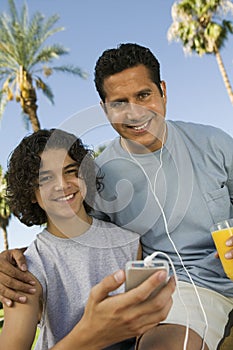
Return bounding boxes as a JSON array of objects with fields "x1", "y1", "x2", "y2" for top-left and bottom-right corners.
[{"x1": 211, "y1": 219, "x2": 233, "y2": 280}]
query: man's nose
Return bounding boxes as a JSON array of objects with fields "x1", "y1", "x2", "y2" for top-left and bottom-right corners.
[{"x1": 125, "y1": 103, "x2": 146, "y2": 121}]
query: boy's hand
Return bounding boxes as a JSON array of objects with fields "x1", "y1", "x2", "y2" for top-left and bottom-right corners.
[
  {"x1": 59, "y1": 269, "x2": 175, "y2": 350},
  {"x1": 0, "y1": 248, "x2": 36, "y2": 306}
]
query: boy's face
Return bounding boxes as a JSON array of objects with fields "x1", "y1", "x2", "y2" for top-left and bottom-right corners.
[
  {"x1": 34, "y1": 148, "x2": 87, "y2": 228},
  {"x1": 102, "y1": 65, "x2": 167, "y2": 153}
]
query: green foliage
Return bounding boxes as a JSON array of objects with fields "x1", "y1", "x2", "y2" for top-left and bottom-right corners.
[
  {"x1": 168, "y1": 0, "x2": 233, "y2": 56},
  {"x1": 0, "y1": 166, "x2": 11, "y2": 229},
  {"x1": 0, "y1": 0, "x2": 88, "y2": 128},
  {"x1": 167, "y1": 0, "x2": 233, "y2": 104},
  {"x1": 94, "y1": 145, "x2": 107, "y2": 158},
  {"x1": 0, "y1": 165, "x2": 11, "y2": 249}
]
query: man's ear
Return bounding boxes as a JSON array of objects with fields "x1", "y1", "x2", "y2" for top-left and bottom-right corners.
[
  {"x1": 160, "y1": 80, "x2": 167, "y2": 104},
  {"x1": 100, "y1": 100, "x2": 106, "y2": 112},
  {"x1": 100, "y1": 100, "x2": 109, "y2": 119}
]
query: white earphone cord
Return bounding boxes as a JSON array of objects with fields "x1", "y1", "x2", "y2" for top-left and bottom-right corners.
[{"x1": 123, "y1": 123, "x2": 208, "y2": 350}]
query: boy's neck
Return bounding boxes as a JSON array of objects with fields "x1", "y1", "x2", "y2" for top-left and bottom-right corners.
[{"x1": 46, "y1": 214, "x2": 93, "y2": 239}]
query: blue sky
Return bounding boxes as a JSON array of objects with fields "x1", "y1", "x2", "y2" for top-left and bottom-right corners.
[{"x1": 0, "y1": 0, "x2": 233, "y2": 250}]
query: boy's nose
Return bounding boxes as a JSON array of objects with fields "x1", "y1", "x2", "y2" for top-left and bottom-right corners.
[{"x1": 54, "y1": 177, "x2": 71, "y2": 191}]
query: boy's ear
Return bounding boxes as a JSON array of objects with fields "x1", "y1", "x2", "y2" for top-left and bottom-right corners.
[{"x1": 31, "y1": 196, "x2": 37, "y2": 204}]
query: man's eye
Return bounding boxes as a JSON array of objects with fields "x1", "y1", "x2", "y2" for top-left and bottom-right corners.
[
  {"x1": 109, "y1": 101, "x2": 126, "y2": 109},
  {"x1": 138, "y1": 92, "x2": 150, "y2": 100}
]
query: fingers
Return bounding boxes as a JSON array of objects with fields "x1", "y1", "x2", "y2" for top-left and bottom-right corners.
[
  {"x1": 133, "y1": 276, "x2": 175, "y2": 316},
  {"x1": 90, "y1": 270, "x2": 126, "y2": 303},
  {"x1": 225, "y1": 250, "x2": 233, "y2": 259},
  {"x1": 0, "y1": 296, "x2": 13, "y2": 307},
  {"x1": 226, "y1": 237, "x2": 233, "y2": 247},
  {"x1": 0, "y1": 256, "x2": 34, "y2": 285},
  {"x1": 126, "y1": 270, "x2": 173, "y2": 305},
  {"x1": 0, "y1": 273, "x2": 36, "y2": 305},
  {"x1": 126, "y1": 274, "x2": 175, "y2": 316},
  {"x1": 10, "y1": 249, "x2": 28, "y2": 271},
  {"x1": 0, "y1": 294, "x2": 27, "y2": 306},
  {"x1": 225, "y1": 238, "x2": 233, "y2": 259}
]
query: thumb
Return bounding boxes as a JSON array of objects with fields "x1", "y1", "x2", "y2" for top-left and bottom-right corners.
[
  {"x1": 93, "y1": 270, "x2": 125, "y2": 303},
  {"x1": 11, "y1": 249, "x2": 28, "y2": 271}
]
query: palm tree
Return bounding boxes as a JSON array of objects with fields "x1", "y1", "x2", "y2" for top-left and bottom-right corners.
[
  {"x1": 167, "y1": 0, "x2": 233, "y2": 104},
  {"x1": 0, "y1": 0, "x2": 87, "y2": 131},
  {"x1": 0, "y1": 166, "x2": 11, "y2": 250},
  {"x1": 94, "y1": 145, "x2": 107, "y2": 158}
]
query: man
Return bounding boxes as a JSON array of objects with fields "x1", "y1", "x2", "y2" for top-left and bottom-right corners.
[
  {"x1": 0, "y1": 43, "x2": 233, "y2": 349},
  {"x1": 92, "y1": 43, "x2": 233, "y2": 349}
]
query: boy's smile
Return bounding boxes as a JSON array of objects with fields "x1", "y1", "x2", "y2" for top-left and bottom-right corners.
[{"x1": 34, "y1": 148, "x2": 91, "y2": 237}]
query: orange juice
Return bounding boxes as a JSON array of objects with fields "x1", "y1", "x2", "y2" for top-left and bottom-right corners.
[{"x1": 212, "y1": 226, "x2": 233, "y2": 280}]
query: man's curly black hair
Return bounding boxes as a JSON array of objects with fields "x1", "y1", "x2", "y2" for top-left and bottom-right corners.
[
  {"x1": 7, "y1": 129, "x2": 103, "y2": 227},
  {"x1": 94, "y1": 43, "x2": 163, "y2": 102}
]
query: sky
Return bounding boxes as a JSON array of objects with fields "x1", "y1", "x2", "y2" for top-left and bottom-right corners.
[{"x1": 0, "y1": 0, "x2": 233, "y2": 251}]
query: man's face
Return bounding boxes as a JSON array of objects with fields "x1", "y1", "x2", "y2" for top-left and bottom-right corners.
[{"x1": 102, "y1": 65, "x2": 167, "y2": 153}]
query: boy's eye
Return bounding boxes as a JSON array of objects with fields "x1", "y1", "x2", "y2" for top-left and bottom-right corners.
[
  {"x1": 65, "y1": 169, "x2": 76, "y2": 174},
  {"x1": 65, "y1": 167, "x2": 78, "y2": 176},
  {"x1": 38, "y1": 175, "x2": 53, "y2": 186}
]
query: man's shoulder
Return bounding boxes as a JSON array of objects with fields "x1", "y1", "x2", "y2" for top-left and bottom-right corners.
[
  {"x1": 169, "y1": 120, "x2": 233, "y2": 142},
  {"x1": 95, "y1": 137, "x2": 120, "y2": 165}
]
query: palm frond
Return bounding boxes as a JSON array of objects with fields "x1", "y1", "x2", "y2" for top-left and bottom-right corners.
[
  {"x1": 35, "y1": 77, "x2": 54, "y2": 104},
  {"x1": 0, "y1": 90, "x2": 8, "y2": 119},
  {"x1": 0, "y1": 0, "x2": 88, "y2": 131},
  {"x1": 52, "y1": 65, "x2": 88, "y2": 79}
]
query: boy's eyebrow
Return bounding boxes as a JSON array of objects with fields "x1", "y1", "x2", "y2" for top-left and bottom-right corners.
[
  {"x1": 39, "y1": 169, "x2": 51, "y2": 176},
  {"x1": 64, "y1": 162, "x2": 79, "y2": 170},
  {"x1": 39, "y1": 163, "x2": 78, "y2": 175}
]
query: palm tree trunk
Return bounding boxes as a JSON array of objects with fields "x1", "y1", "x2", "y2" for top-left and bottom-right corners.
[
  {"x1": 215, "y1": 47, "x2": 233, "y2": 105},
  {"x1": 19, "y1": 66, "x2": 40, "y2": 131},
  {"x1": 2, "y1": 227, "x2": 8, "y2": 250},
  {"x1": 24, "y1": 101, "x2": 40, "y2": 132}
]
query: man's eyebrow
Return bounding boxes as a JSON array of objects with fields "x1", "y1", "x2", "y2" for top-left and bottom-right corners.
[
  {"x1": 109, "y1": 97, "x2": 128, "y2": 102},
  {"x1": 136, "y1": 88, "x2": 152, "y2": 95}
]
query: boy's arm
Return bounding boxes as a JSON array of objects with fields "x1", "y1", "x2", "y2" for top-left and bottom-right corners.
[
  {"x1": 0, "y1": 248, "x2": 36, "y2": 306},
  {"x1": 0, "y1": 273, "x2": 42, "y2": 350}
]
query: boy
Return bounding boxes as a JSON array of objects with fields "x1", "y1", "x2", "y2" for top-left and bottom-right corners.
[{"x1": 0, "y1": 128, "x2": 148, "y2": 350}]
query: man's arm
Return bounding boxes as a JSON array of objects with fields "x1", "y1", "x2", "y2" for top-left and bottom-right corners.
[
  {"x1": 0, "y1": 248, "x2": 36, "y2": 306},
  {"x1": 0, "y1": 273, "x2": 42, "y2": 350},
  {"x1": 51, "y1": 269, "x2": 175, "y2": 350}
]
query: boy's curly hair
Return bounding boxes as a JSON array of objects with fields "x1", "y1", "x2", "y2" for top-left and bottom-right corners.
[
  {"x1": 7, "y1": 129, "x2": 102, "y2": 226},
  {"x1": 94, "y1": 43, "x2": 163, "y2": 101}
]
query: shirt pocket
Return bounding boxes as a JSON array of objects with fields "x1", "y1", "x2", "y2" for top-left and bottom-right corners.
[{"x1": 203, "y1": 186, "x2": 231, "y2": 224}]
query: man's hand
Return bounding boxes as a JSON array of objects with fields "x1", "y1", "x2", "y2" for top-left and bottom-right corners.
[
  {"x1": 225, "y1": 236, "x2": 233, "y2": 259},
  {"x1": 52, "y1": 269, "x2": 175, "y2": 350},
  {"x1": 0, "y1": 249, "x2": 36, "y2": 307},
  {"x1": 215, "y1": 237, "x2": 233, "y2": 259}
]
